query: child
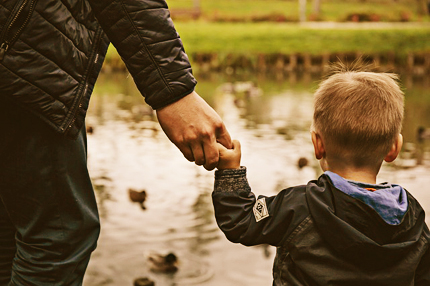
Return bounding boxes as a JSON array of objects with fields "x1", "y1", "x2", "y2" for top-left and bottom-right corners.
[{"x1": 212, "y1": 64, "x2": 430, "y2": 285}]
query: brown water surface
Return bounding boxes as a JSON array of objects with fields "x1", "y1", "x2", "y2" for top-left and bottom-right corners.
[{"x1": 83, "y1": 72, "x2": 430, "y2": 286}]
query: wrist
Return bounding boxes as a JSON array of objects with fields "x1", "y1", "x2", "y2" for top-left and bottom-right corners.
[
  {"x1": 214, "y1": 166, "x2": 247, "y2": 178},
  {"x1": 217, "y1": 162, "x2": 241, "y2": 170}
]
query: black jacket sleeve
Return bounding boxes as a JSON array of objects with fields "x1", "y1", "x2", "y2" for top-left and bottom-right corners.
[
  {"x1": 87, "y1": 0, "x2": 197, "y2": 110},
  {"x1": 212, "y1": 167, "x2": 310, "y2": 247}
]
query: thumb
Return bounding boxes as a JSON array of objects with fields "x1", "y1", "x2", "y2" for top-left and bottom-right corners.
[
  {"x1": 217, "y1": 142, "x2": 229, "y2": 153},
  {"x1": 216, "y1": 124, "x2": 232, "y2": 149},
  {"x1": 232, "y1": 140, "x2": 241, "y2": 152}
]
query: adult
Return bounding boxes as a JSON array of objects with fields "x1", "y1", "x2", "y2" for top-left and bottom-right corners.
[{"x1": 0, "y1": 0, "x2": 231, "y2": 285}]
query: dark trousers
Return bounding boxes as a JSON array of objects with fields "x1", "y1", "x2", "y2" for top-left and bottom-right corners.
[{"x1": 0, "y1": 100, "x2": 100, "y2": 285}]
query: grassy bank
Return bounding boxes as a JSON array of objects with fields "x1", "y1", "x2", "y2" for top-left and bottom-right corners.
[
  {"x1": 104, "y1": 22, "x2": 430, "y2": 71},
  {"x1": 173, "y1": 22, "x2": 430, "y2": 55},
  {"x1": 167, "y1": 0, "x2": 430, "y2": 22}
]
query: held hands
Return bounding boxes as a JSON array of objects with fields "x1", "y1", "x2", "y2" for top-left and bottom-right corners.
[
  {"x1": 156, "y1": 91, "x2": 232, "y2": 170},
  {"x1": 217, "y1": 140, "x2": 241, "y2": 170}
]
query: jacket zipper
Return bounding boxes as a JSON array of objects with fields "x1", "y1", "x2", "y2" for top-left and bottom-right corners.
[
  {"x1": 0, "y1": 0, "x2": 37, "y2": 61},
  {"x1": 62, "y1": 27, "x2": 104, "y2": 134},
  {"x1": 64, "y1": 83, "x2": 88, "y2": 133}
]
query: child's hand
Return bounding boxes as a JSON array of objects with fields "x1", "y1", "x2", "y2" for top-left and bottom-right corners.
[{"x1": 217, "y1": 140, "x2": 241, "y2": 170}]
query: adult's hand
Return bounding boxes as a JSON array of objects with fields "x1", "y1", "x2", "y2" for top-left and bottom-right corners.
[{"x1": 156, "y1": 91, "x2": 232, "y2": 170}]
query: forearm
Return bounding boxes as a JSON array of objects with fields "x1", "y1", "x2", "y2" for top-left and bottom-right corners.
[
  {"x1": 88, "y1": 0, "x2": 196, "y2": 109},
  {"x1": 212, "y1": 167, "x2": 259, "y2": 245},
  {"x1": 213, "y1": 167, "x2": 288, "y2": 247},
  {"x1": 213, "y1": 167, "x2": 310, "y2": 247}
]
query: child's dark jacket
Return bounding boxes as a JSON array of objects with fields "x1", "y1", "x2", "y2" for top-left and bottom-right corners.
[{"x1": 212, "y1": 167, "x2": 430, "y2": 286}]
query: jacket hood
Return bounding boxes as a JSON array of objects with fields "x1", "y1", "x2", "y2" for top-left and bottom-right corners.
[
  {"x1": 325, "y1": 171, "x2": 408, "y2": 225},
  {"x1": 306, "y1": 174, "x2": 428, "y2": 269}
]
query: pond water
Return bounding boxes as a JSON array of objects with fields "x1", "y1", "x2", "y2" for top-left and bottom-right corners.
[{"x1": 83, "y1": 71, "x2": 430, "y2": 286}]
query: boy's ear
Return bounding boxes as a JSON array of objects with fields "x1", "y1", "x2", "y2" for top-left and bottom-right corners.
[
  {"x1": 384, "y1": 134, "x2": 403, "y2": 163},
  {"x1": 311, "y1": 131, "x2": 325, "y2": 160}
]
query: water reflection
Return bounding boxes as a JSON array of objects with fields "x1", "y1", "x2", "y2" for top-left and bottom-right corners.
[{"x1": 84, "y1": 71, "x2": 430, "y2": 286}]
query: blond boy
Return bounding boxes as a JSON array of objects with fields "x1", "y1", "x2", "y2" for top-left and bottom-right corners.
[{"x1": 212, "y1": 65, "x2": 430, "y2": 285}]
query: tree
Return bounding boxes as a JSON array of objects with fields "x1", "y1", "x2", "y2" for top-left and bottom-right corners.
[
  {"x1": 417, "y1": 0, "x2": 429, "y2": 15},
  {"x1": 299, "y1": 0, "x2": 307, "y2": 22},
  {"x1": 313, "y1": 0, "x2": 321, "y2": 17},
  {"x1": 193, "y1": 0, "x2": 200, "y2": 9}
]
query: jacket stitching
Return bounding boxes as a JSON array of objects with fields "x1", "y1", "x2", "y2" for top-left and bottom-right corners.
[
  {"x1": 90, "y1": 0, "x2": 116, "y2": 29},
  {"x1": 59, "y1": 0, "x2": 96, "y2": 32},
  {"x1": 150, "y1": 86, "x2": 195, "y2": 110},
  {"x1": 0, "y1": 4, "x2": 12, "y2": 12},
  {"x1": 277, "y1": 250, "x2": 291, "y2": 286},
  {"x1": 129, "y1": 7, "x2": 166, "y2": 12},
  {"x1": 33, "y1": 9, "x2": 90, "y2": 57},
  {"x1": 145, "y1": 37, "x2": 181, "y2": 47},
  {"x1": 116, "y1": 32, "x2": 135, "y2": 60},
  {"x1": 17, "y1": 38, "x2": 81, "y2": 84},
  {"x1": 119, "y1": 1, "x2": 174, "y2": 95},
  {"x1": 0, "y1": 62, "x2": 62, "y2": 112},
  {"x1": 162, "y1": 66, "x2": 192, "y2": 77},
  {"x1": 284, "y1": 215, "x2": 312, "y2": 245},
  {"x1": 101, "y1": 14, "x2": 123, "y2": 36},
  {"x1": 135, "y1": 73, "x2": 168, "y2": 92},
  {"x1": 420, "y1": 233, "x2": 429, "y2": 249},
  {"x1": 121, "y1": 34, "x2": 182, "y2": 64},
  {"x1": 61, "y1": 26, "x2": 103, "y2": 133}
]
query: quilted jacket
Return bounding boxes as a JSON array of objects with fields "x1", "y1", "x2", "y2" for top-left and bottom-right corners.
[
  {"x1": 213, "y1": 168, "x2": 430, "y2": 285},
  {"x1": 0, "y1": 0, "x2": 196, "y2": 138}
]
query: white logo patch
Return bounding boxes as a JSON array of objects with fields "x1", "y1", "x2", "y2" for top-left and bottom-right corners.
[{"x1": 253, "y1": 198, "x2": 269, "y2": 222}]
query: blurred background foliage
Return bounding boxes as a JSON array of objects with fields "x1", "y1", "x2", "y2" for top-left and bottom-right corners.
[
  {"x1": 166, "y1": 0, "x2": 429, "y2": 22},
  {"x1": 105, "y1": 0, "x2": 430, "y2": 69}
]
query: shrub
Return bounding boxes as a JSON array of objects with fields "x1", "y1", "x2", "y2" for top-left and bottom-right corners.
[
  {"x1": 250, "y1": 13, "x2": 288, "y2": 22},
  {"x1": 400, "y1": 11, "x2": 411, "y2": 22},
  {"x1": 345, "y1": 12, "x2": 382, "y2": 22}
]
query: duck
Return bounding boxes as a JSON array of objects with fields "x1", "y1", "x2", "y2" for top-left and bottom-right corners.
[
  {"x1": 297, "y1": 157, "x2": 309, "y2": 169},
  {"x1": 133, "y1": 277, "x2": 155, "y2": 286},
  {"x1": 261, "y1": 244, "x2": 271, "y2": 258},
  {"x1": 417, "y1": 126, "x2": 430, "y2": 143},
  {"x1": 128, "y1": 188, "x2": 147, "y2": 210},
  {"x1": 86, "y1": 125, "x2": 94, "y2": 134},
  {"x1": 148, "y1": 252, "x2": 178, "y2": 273}
]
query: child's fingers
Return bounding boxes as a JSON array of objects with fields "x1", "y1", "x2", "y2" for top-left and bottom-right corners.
[
  {"x1": 217, "y1": 142, "x2": 228, "y2": 152},
  {"x1": 232, "y1": 140, "x2": 241, "y2": 152},
  {"x1": 218, "y1": 139, "x2": 240, "y2": 157}
]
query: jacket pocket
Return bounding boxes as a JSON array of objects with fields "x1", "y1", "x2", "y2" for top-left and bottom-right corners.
[{"x1": 0, "y1": 0, "x2": 39, "y2": 61}]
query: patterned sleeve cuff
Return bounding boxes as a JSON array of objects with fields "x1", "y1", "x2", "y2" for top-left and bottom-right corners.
[{"x1": 214, "y1": 166, "x2": 251, "y2": 194}]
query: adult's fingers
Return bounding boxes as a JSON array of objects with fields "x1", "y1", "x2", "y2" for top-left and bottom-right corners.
[
  {"x1": 190, "y1": 142, "x2": 205, "y2": 166},
  {"x1": 202, "y1": 138, "x2": 220, "y2": 171},
  {"x1": 216, "y1": 123, "x2": 232, "y2": 149},
  {"x1": 178, "y1": 143, "x2": 195, "y2": 162}
]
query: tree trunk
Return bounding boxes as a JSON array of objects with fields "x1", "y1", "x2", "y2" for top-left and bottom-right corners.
[
  {"x1": 299, "y1": 0, "x2": 307, "y2": 22},
  {"x1": 417, "y1": 0, "x2": 429, "y2": 15},
  {"x1": 313, "y1": 0, "x2": 321, "y2": 16},
  {"x1": 193, "y1": 0, "x2": 200, "y2": 9}
]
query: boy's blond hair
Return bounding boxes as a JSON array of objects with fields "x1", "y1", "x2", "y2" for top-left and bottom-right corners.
[{"x1": 313, "y1": 62, "x2": 404, "y2": 167}]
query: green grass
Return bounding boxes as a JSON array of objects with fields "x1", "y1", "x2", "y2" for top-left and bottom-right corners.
[
  {"x1": 166, "y1": 0, "x2": 429, "y2": 22},
  {"x1": 105, "y1": 22, "x2": 430, "y2": 63},
  {"x1": 172, "y1": 22, "x2": 430, "y2": 56},
  {"x1": 104, "y1": 1, "x2": 430, "y2": 61}
]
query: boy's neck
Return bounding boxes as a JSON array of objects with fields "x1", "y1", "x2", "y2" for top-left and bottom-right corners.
[{"x1": 326, "y1": 167, "x2": 378, "y2": 184}]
